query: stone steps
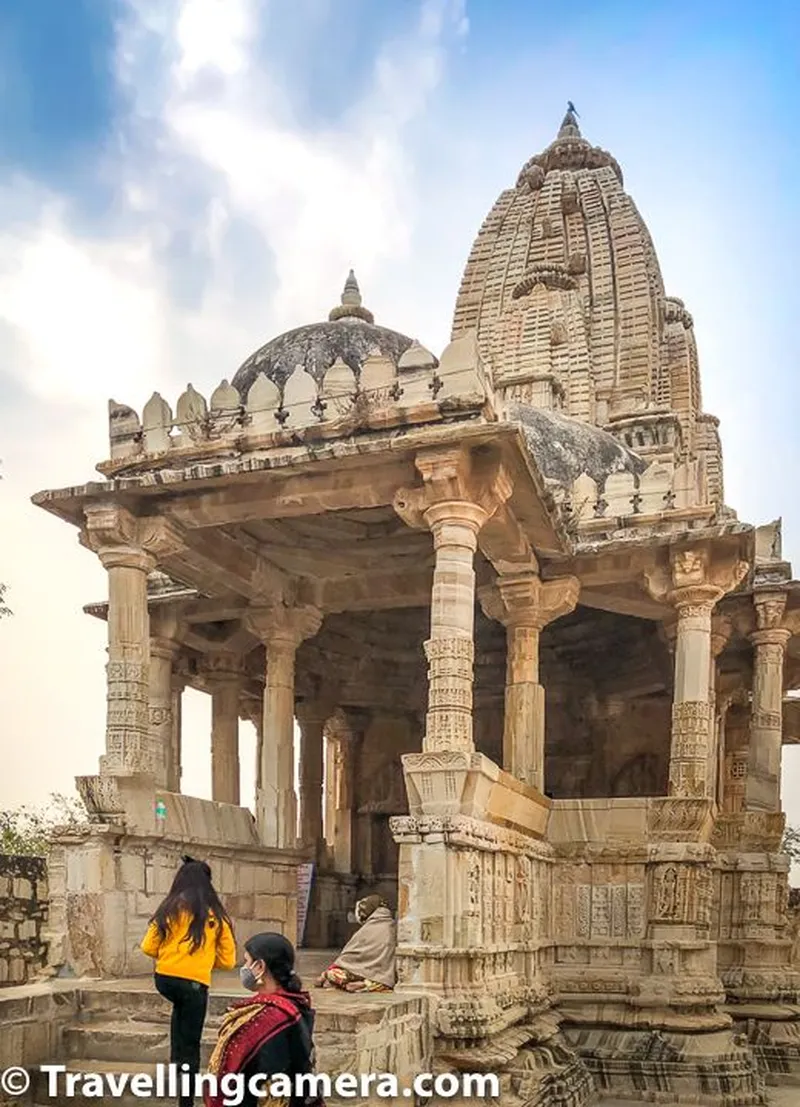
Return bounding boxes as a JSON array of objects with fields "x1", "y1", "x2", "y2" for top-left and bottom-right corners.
[{"x1": 38, "y1": 978, "x2": 430, "y2": 1106}]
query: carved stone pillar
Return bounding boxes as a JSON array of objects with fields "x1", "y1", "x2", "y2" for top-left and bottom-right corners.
[
  {"x1": 747, "y1": 591, "x2": 791, "y2": 813},
  {"x1": 709, "y1": 615, "x2": 733, "y2": 802},
  {"x1": 245, "y1": 604, "x2": 322, "y2": 848},
  {"x1": 646, "y1": 546, "x2": 748, "y2": 800},
  {"x1": 203, "y1": 655, "x2": 244, "y2": 806},
  {"x1": 296, "y1": 702, "x2": 329, "y2": 854},
  {"x1": 148, "y1": 611, "x2": 182, "y2": 791},
  {"x1": 332, "y1": 723, "x2": 361, "y2": 875},
  {"x1": 324, "y1": 734, "x2": 337, "y2": 858},
  {"x1": 479, "y1": 572, "x2": 579, "y2": 790},
  {"x1": 240, "y1": 696, "x2": 263, "y2": 814},
  {"x1": 394, "y1": 447, "x2": 512, "y2": 754},
  {"x1": 421, "y1": 500, "x2": 488, "y2": 753},
  {"x1": 83, "y1": 506, "x2": 184, "y2": 777},
  {"x1": 720, "y1": 698, "x2": 749, "y2": 816}
]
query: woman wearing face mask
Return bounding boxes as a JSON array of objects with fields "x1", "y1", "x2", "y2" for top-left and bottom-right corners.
[
  {"x1": 205, "y1": 933, "x2": 319, "y2": 1107},
  {"x1": 141, "y1": 856, "x2": 236, "y2": 1107},
  {"x1": 315, "y1": 895, "x2": 396, "y2": 993}
]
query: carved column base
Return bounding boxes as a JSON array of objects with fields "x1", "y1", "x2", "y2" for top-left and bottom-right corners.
[
  {"x1": 435, "y1": 1014, "x2": 595, "y2": 1107},
  {"x1": 400, "y1": 750, "x2": 550, "y2": 835}
]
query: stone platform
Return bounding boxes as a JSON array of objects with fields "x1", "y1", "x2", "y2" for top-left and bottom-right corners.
[{"x1": 0, "y1": 954, "x2": 796, "y2": 1107}]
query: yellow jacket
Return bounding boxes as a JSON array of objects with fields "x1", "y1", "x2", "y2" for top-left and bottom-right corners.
[{"x1": 141, "y1": 910, "x2": 236, "y2": 986}]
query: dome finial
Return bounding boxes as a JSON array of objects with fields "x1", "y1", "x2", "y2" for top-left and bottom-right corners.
[
  {"x1": 558, "y1": 101, "x2": 582, "y2": 140},
  {"x1": 342, "y1": 269, "x2": 362, "y2": 307},
  {"x1": 329, "y1": 270, "x2": 374, "y2": 324}
]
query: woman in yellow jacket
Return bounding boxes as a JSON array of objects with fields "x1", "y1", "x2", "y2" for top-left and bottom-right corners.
[{"x1": 141, "y1": 857, "x2": 236, "y2": 1107}]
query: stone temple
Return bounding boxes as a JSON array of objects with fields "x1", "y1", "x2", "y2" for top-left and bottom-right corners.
[{"x1": 23, "y1": 107, "x2": 800, "y2": 1103}]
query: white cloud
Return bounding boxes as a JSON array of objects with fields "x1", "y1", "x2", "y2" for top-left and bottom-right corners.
[
  {"x1": 0, "y1": 216, "x2": 166, "y2": 405},
  {"x1": 175, "y1": 0, "x2": 254, "y2": 79}
]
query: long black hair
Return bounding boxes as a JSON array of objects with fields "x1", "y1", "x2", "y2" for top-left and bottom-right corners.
[
  {"x1": 151, "y1": 856, "x2": 232, "y2": 953},
  {"x1": 245, "y1": 932, "x2": 303, "y2": 994}
]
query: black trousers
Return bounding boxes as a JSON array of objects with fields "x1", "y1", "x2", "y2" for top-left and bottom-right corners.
[{"x1": 154, "y1": 973, "x2": 209, "y2": 1107}]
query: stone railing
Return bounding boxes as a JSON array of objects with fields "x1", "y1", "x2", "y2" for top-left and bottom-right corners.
[
  {"x1": 554, "y1": 458, "x2": 711, "y2": 527},
  {"x1": 0, "y1": 855, "x2": 48, "y2": 986},
  {"x1": 106, "y1": 333, "x2": 490, "y2": 465}
]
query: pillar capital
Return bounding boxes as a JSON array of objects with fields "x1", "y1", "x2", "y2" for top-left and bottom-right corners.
[
  {"x1": 750, "y1": 626, "x2": 792, "y2": 650},
  {"x1": 480, "y1": 572, "x2": 580, "y2": 630},
  {"x1": 644, "y1": 544, "x2": 748, "y2": 612},
  {"x1": 83, "y1": 504, "x2": 185, "y2": 567},
  {"x1": 393, "y1": 446, "x2": 513, "y2": 534},
  {"x1": 295, "y1": 699, "x2": 334, "y2": 729},
  {"x1": 753, "y1": 590, "x2": 789, "y2": 632},
  {"x1": 200, "y1": 652, "x2": 246, "y2": 683},
  {"x1": 244, "y1": 602, "x2": 322, "y2": 649}
]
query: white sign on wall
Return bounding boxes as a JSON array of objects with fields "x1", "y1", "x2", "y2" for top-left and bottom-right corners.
[{"x1": 296, "y1": 862, "x2": 315, "y2": 947}]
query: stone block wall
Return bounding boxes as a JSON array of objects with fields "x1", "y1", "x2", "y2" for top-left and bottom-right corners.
[
  {"x1": 45, "y1": 828, "x2": 301, "y2": 978},
  {"x1": 0, "y1": 855, "x2": 48, "y2": 986}
]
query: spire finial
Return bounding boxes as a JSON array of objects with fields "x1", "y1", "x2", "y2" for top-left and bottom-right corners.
[
  {"x1": 558, "y1": 101, "x2": 582, "y2": 140},
  {"x1": 342, "y1": 269, "x2": 362, "y2": 307},
  {"x1": 329, "y1": 270, "x2": 374, "y2": 324}
]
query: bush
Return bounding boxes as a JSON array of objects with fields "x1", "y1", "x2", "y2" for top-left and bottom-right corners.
[{"x1": 0, "y1": 793, "x2": 90, "y2": 857}]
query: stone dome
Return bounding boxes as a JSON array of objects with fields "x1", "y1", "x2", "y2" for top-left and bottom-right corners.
[{"x1": 232, "y1": 272, "x2": 415, "y2": 398}]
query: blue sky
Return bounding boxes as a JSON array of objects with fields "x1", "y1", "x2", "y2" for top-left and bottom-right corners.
[{"x1": 0, "y1": 0, "x2": 798, "y2": 818}]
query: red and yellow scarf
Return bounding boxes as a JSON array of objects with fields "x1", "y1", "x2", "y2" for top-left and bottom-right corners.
[{"x1": 205, "y1": 991, "x2": 306, "y2": 1107}]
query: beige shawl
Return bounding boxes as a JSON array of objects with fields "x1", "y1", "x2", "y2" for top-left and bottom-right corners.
[{"x1": 335, "y1": 906, "x2": 397, "y2": 987}]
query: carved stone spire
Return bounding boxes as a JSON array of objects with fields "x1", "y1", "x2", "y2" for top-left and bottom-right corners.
[{"x1": 328, "y1": 269, "x2": 375, "y2": 324}]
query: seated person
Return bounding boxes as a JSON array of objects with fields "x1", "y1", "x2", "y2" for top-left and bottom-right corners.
[{"x1": 315, "y1": 895, "x2": 396, "y2": 993}]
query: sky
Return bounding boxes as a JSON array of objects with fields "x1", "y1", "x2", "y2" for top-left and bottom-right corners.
[{"x1": 0, "y1": 0, "x2": 799, "y2": 830}]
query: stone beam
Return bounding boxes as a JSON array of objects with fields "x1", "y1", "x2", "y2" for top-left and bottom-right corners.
[
  {"x1": 182, "y1": 597, "x2": 249, "y2": 624},
  {"x1": 477, "y1": 501, "x2": 539, "y2": 575},
  {"x1": 577, "y1": 584, "x2": 672, "y2": 621},
  {"x1": 318, "y1": 568, "x2": 434, "y2": 613},
  {"x1": 166, "y1": 528, "x2": 295, "y2": 603},
  {"x1": 161, "y1": 462, "x2": 416, "y2": 528}
]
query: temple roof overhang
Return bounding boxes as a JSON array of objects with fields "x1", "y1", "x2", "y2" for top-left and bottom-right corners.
[{"x1": 33, "y1": 420, "x2": 577, "y2": 632}]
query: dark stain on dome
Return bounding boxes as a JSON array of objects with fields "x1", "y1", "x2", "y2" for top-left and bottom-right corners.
[
  {"x1": 511, "y1": 403, "x2": 647, "y2": 488},
  {"x1": 232, "y1": 318, "x2": 415, "y2": 399}
]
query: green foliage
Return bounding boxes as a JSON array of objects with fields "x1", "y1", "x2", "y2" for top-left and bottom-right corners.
[
  {"x1": 782, "y1": 825, "x2": 800, "y2": 864},
  {"x1": 0, "y1": 793, "x2": 90, "y2": 857}
]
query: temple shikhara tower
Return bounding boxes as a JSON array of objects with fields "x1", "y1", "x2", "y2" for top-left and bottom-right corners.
[{"x1": 31, "y1": 108, "x2": 800, "y2": 1104}]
